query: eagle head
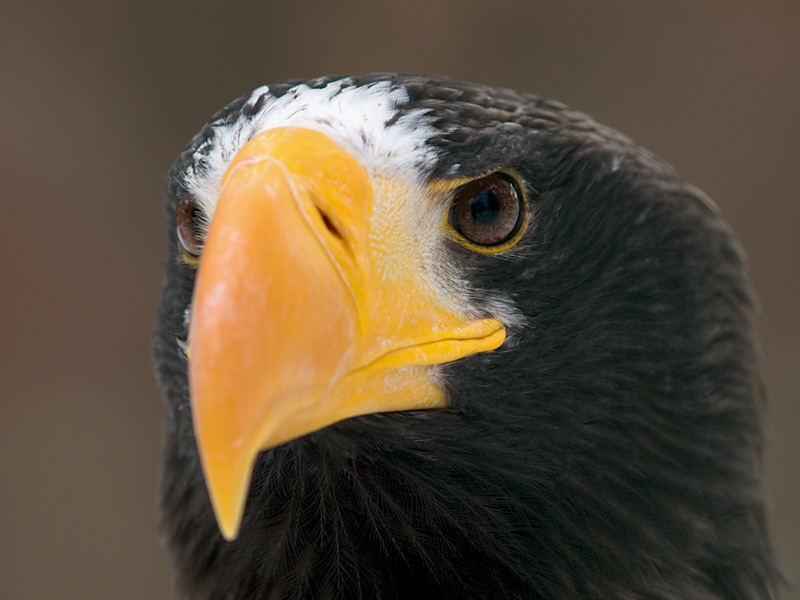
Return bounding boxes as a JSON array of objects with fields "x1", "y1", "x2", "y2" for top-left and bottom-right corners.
[{"x1": 153, "y1": 74, "x2": 779, "y2": 600}]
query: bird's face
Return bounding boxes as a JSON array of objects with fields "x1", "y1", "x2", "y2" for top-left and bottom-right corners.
[
  {"x1": 161, "y1": 77, "x2": 543, "y2": 539},
  {"x1": 153, "y1": 75, "x2": 776, "y2": 600}
]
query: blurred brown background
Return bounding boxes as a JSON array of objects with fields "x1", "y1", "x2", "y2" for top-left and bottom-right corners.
[{"x1": 1, "y1": 1, "x2": 797, "y2": 598}]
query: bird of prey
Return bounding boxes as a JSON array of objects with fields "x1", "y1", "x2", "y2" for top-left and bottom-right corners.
[{"x1": 152, "y1": 74, "x2": 780, "y2": 600}]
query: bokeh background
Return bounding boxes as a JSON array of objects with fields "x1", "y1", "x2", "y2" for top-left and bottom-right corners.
[{"x1": 2, "y1": 2, "x2": 797, "y2": 598}]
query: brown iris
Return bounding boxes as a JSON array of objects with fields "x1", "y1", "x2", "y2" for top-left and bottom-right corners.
[
  {"x1": 450, "y1": 173, "x2": 524, "y2": 247},
  {"x1": 176, "y1": 198, "x2": 205, "y2": 261}
]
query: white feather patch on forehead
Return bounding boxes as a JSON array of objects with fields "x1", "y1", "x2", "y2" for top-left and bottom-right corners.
[{"x1": 184, "y1": 79, "x2": 439, "y2": 219}]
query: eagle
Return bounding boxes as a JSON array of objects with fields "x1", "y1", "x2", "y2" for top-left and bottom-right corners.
[{"x1": 152, "y1": 74, "x2": 779, "y2": 599}]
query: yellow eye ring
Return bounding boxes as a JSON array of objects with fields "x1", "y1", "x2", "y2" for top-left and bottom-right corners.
[{"x1": 443, "y1": 171, "x2": 528, "y2": 254}]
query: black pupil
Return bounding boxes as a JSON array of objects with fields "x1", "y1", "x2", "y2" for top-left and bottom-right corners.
[{"x1": 470, "y1": 190, "x2": 500, "y2": 225}]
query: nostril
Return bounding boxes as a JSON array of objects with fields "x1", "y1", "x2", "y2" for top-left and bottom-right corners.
[{"x1": 319, "y1": 209, "x2": 344, "y2": 241}]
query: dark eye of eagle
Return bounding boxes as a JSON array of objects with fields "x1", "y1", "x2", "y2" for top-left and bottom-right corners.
[
  {"x1": 176, "y1": 198, "x2": 204, "y2": 263},
  {"x1": 449, "y1": 173, "x2": 525, "y2": 248}
]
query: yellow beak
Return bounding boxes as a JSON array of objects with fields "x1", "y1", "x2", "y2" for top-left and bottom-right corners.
[{"x1": 188, "y1": 127, "x2": 505, "y2": 540}]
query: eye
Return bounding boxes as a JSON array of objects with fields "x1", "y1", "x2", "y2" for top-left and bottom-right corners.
[
  {"x1": 449, "y1": 173, "x2": 525, "y2": 248},
  {"x1": 176, "y1": 198, "x2": 205, "y2": 262}
]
